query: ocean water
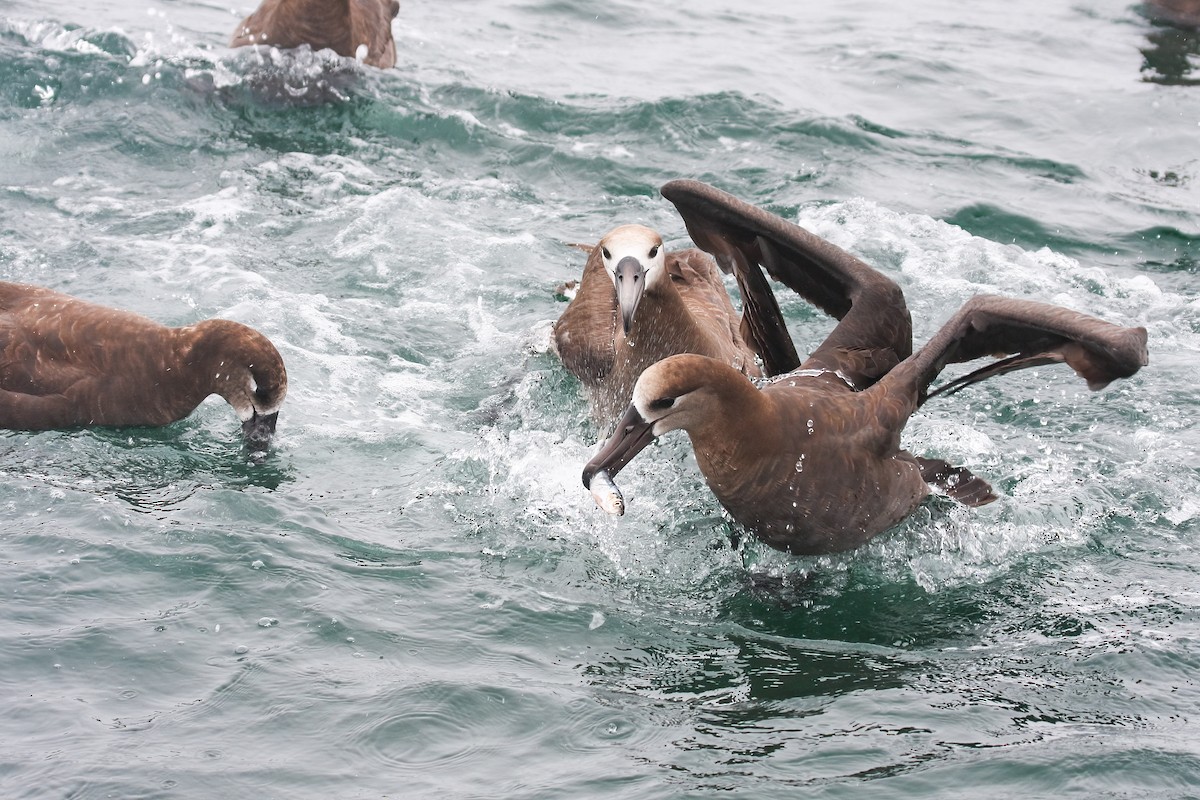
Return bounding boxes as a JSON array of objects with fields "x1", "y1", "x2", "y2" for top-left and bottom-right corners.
[{"x1": 1, "y1": 0, "x2": 1198, "y2": 797}]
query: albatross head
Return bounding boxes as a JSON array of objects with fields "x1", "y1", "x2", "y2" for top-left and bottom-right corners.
[
  {"x1": 597, "y1": 224, "x2": 666, "y2": 335},
  {"x1": 582, "y1": 354, "x2": 750, "y2": 489},
  {"x1": 193, "y1": 320, "x2": 288, "y2": 449}
]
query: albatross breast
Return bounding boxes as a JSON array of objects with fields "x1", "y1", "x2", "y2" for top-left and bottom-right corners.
[{"x1": 553, "y1": 224, "x2": 759, "y2": 426}]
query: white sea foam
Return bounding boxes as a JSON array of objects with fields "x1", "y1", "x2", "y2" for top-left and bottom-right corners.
[
  {"x1": 797, "y1": 198, "x2": 1172, "y2": 330},
  {"x1": 0, "y1": 18, "x2": 124, "y2": 56}
]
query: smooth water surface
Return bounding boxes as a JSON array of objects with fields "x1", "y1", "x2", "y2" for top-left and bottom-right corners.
[{"x1": 1, "y1": 1, "x2": 1198, "y2": 797}]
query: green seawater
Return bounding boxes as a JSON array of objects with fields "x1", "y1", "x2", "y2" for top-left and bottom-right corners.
[{"x1": 1, "y1": 1, "x2": 1198, "y2": 798}]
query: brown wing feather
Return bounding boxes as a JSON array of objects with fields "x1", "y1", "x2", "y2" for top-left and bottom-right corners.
[
  {"x1": 552, "y1": 245, "x2": 617, "y2": 387},
  {"x1": 668, "y1": 248, "x2": 756, "y2": 368},
  {"x1": 1, "y1": 283, "x2": 170, "y2": 427},
  {"x1": 875, "y1": 294, "x2": 1148, "y2": 413},
  {"x1": 661, "y1": 179, "x2": 911, "y2": 386},
  {"x1": 1, "y1": 283, "x2": 95, "y2": 398}
]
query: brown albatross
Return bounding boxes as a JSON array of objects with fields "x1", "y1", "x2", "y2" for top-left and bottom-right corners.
[
  {"x1": 1145, "y1": 0, "x2": 1200, "y2": 27},
  {"x1": 553, "y1": 224, "x2": 761, "y2": 427},
  {"x1": 0, "y1": 282, "x2": 287, "y2": 446},
  {"x1": 582, "y1": 180, "x2": 1149, "y2": 555},
  {"x1": 230, "y1": 0, "x2": 400, "y2": 69}
]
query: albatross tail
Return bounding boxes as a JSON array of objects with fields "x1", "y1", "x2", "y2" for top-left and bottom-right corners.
[{"x1": 916, "y1": 456, "x2": 998, "y2": 507}]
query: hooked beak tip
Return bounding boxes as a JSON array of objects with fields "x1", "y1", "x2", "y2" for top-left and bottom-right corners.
[
  {"x1": 614, "y1": 256, "x2": 646, "y2": 337},
  {"x1": 242, "y1": 410, "x2": 279, "y2": 448},
  {"x1": 581, "y1": 403, "x2": 657, "y2": 487}
]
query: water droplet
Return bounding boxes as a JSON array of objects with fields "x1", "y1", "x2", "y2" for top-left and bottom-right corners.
[
  {"x1": 234, "y1": 645, "x2": 249, "y2": 655},
  {"x1": 250, "y1": 559, "x2": 264, "y2": 570},
  {"x1": 257, "y1": 617, "x2": 278, "y2": 628}
]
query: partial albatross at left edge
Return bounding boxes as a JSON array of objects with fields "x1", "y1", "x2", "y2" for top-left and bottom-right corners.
[{"x1": 1, "y1": 281, "x2": 288, "y2": 449}]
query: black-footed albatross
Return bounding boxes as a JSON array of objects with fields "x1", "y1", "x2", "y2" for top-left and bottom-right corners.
[
  {"x1": 230, "y1": 0, "x2": 401, "y2": 69},
  {"x1": 582, "y1": 180, "x2": 1149, "y2": 555},
  {"x1": 0, "y1": 281, "x2": 287, "y2": 447},
  {"x1": 553, "y1": 224, "x2": 761, "y2": 428}
]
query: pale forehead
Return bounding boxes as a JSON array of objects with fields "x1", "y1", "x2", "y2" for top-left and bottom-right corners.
[
  {"x1": 600, "y1": 224, "x2": 662, "y2": 253},
  {"x1": 633, "y1": 357, "x2": 689, "y2": 406},
  {"x1": 631, "y1": 376, "x2": 657, "y2": 411}
]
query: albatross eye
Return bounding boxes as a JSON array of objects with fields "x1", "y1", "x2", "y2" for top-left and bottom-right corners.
[
  {"x1": 649, "y1": 397, "x2": 675, "y2": 411},
  {"x1": 601, "y1": 247, "x2": 612, "y2": 260},
  {"x1": 648, "y1": 245, "x2": 659, "y2": 258}
]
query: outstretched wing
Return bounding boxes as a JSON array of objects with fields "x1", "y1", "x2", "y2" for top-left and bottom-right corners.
[
  {"x1": 881, "y1": 294, "x2": 1148, "y2": 407},
  {"x1": 661, "y1": 179, "x2": 912, "y2": 386}
]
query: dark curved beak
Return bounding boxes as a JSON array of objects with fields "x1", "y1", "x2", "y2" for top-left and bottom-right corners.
[
  {"x1": 614, "y1": 256, "x2": 646, "y2": 335},
  {"x1": 582, "y1": 403, "x2": 658, "y2": 489},
  {"x1": 242, "y1": 410, "x2": 278, "y2": 448}
]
